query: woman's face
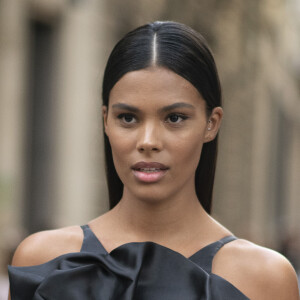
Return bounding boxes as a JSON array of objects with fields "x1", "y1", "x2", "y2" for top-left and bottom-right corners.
[{"x1": 103, "y1": 67, "x2": 222, "y2": 203}]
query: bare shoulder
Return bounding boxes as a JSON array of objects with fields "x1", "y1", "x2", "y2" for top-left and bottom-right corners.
[
  {"x1": 213, "y1": 238, "x2": 300, "y2": 300},
  {"x1": 11, "y1": 225, "x2": 83, "y2": 267}
]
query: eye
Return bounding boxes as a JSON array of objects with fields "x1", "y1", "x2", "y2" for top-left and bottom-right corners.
[
  {"x1": 117, "y1": 113, "x2": 136, "y2": 124},
  {"x1": 166, "y1": 113, "x2": 188, "y2": 124}
]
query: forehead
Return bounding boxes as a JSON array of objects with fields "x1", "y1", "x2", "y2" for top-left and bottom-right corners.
[{"x1": 109, "y1": 67, "x2": 205, "y2": 108}]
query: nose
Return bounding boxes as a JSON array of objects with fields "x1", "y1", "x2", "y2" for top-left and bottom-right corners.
[{"x1": 136, "y1": 122, "x2": 162, "y2": 153}]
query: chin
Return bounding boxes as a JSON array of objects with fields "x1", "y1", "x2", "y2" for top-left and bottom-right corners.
[{"x1": 125, "y1": 184, "x2": 177, "y2": 205}]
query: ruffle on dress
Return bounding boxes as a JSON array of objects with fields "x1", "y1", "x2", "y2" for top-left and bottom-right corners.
[{"x1": 8, "y1": 240, "x2": 249, "y2": 299}]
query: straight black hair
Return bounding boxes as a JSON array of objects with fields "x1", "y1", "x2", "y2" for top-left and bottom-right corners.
[{"x1": 102, "y1": 21, "x2": 222, "y2": 214}]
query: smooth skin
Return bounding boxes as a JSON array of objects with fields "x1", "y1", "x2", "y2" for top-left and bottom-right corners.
[{"x1": 10, "y1": 67, "x2": 299, "y2": 299}]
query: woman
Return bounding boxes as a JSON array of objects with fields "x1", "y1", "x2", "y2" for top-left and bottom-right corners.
[{"x1": 8, "y1": 21, "x2": 299, "y2": 299}]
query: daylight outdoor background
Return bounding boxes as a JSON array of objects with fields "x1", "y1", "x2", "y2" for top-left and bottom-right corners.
[{"x1": 1, "y1": 0, "x2": 300, "y2": 297}]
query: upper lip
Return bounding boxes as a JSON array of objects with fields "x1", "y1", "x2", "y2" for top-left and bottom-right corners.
[{"x1": 131, "y1": 161, "x2": 169, "y2": 170}]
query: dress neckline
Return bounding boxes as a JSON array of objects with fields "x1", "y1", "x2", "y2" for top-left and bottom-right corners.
[{"x1": 83, "y1": 224, "x2": 237, "y2": 260}]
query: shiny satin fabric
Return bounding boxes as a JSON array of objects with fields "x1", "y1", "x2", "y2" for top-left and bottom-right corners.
[{"x1": 8, "y1": 240, "x2": 249, "y2": 299}]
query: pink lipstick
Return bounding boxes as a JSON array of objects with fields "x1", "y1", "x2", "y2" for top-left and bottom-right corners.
[{"x1": 131, "y1": 162, "x2": 169, "y2": 183}]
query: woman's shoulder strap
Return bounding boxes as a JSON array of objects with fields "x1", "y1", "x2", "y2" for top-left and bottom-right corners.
[
  {"x1": 189, "y1": 235, "x2": 237, "y2": 273},
  {"x1": 80, "y1": 224, "x2": 107, "y2": 255}
]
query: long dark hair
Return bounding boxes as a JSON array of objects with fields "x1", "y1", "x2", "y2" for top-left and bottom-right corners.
[{"x1": 102, "y1": 21, "x2": 222, "y2": 214}]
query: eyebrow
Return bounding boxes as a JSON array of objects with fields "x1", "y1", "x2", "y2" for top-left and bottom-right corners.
[
  {"x1": 159, "y1": 102, "x2": 195, "y2": 112},
  {"x1": 111, "y1": 102, "x2": 195, "y2": 113},
  {"x1": 111, "y1": 103, "x2": 140, "y2": 113}
]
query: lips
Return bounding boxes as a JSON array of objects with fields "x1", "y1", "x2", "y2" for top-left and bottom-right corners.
[
  {"x1": 131, "y1": 162, "x2": 169, "y2": 183},
  {"x1": 131, "y1": 161, "x2": 168, "y2": 171}
]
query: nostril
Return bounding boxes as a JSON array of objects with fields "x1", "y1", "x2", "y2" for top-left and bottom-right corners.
[{"x1": 137, "y1": 146, "x2": 160, "y2": 152}]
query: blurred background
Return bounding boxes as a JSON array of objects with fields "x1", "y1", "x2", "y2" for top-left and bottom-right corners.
[{"x1": 0, "y1": 0, "x2": 300, "y2": 297}]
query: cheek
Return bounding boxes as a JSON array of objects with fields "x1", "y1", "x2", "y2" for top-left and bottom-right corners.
[
  {"x1": 107, "y1": 129, "x2": 134, "y2": 166},
  {"x1": 169, "y1": 130, "x2": 205, "y2": 169}
]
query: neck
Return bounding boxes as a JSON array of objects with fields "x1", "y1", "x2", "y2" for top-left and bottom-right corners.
[{"x1": 110, "y1": 188, "x2": 210, "y2": 242}]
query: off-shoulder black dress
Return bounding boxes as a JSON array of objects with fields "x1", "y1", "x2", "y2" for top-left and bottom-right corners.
[{"x1": 8, "y1": 224, "x2": 249, "y2": 299}]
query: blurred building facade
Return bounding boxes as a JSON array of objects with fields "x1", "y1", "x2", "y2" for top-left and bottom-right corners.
[{"x1": 0, "y1": 0, "x2": 299, "y2": 275}]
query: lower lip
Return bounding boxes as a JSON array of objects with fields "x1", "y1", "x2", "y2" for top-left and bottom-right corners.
[{"x1": 133, "y1": 169, "x2": 168, "y2": 183}]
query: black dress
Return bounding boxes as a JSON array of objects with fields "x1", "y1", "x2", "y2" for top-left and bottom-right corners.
[{"x1": 8, "y1": 224, "x2": 250, "y2": 299}]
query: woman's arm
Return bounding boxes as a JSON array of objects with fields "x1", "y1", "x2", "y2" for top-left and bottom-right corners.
[
  {"x1": 8, "y1": 226, "x2": 83, "y2": 299},
  {"x1": 213, "y1": 239, "x2": 300, "y2": 299},
  {"x1": 10, "y1": 226, "x2": 82, "y2": 267}
]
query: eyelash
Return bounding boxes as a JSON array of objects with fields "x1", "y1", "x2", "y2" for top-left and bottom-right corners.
[
  {"x1": 166, "y1": 113, "x2": 188, "y2": 123},
  {"x1": 117, "y1": 113, "x2": 137, "y2": 125},
  {"x1": 117, "y1": 113, "x2": 189, "y2": 126}
]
